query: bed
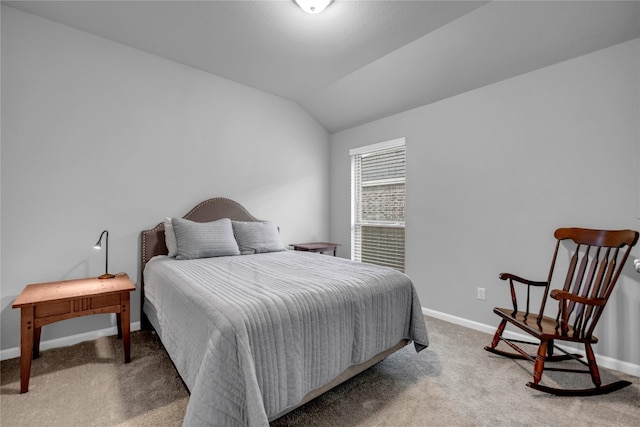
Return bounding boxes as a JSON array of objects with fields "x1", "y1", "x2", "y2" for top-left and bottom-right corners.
[{"x1": 140, "y1": 197, "x2": 429, "y2": 426}]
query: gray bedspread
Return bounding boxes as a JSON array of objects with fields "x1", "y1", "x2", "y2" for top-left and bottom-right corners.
[{"x1": 143, "y1": 250, "x2": 428, "y2": 426}]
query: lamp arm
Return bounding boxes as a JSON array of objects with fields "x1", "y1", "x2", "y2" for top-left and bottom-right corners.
[
  {"x1": 104, "y1": 230, "x2": 109, "y2": 276},
  {"x1": 94, "y1": 229, "x2": 114, "y2": 279}
]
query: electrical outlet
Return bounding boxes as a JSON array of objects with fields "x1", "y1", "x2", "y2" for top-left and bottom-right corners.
[{"x1": 477, "y1": 287, "x2": 486, "y2": 301}]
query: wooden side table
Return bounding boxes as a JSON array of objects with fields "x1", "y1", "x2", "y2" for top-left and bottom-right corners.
[
  {"x1": 12, "y1": 273, "x2": 135, "y2": 393},
  {"x1": 290, "y1": 242, "x2": 341, "y2": 256}
]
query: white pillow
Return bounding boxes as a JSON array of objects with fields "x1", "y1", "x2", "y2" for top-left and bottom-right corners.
[
  {"x1": 172, "y1": 217, "x2": 240, "y2": 260},
  {"x1": 164, "y1": 217, "x2": 177, "y2": 258},
  {"x1": 232, "y1": 220, "x2": 286, "y2": 255}
]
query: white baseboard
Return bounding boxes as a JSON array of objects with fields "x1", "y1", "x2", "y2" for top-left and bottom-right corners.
[
  {"x1": 423, "y1": 308, "x2": 640, "y2": 378},
  {"x1": 0, "y1": 321, "x2": 142, "y2": 361}
]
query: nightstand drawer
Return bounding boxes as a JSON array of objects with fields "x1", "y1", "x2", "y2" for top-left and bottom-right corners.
[
  {"x1": 35, "y1": 301, "x2": 70, "y2": 318},
  {"x1": 90, "y1": 293, "x2": 121, "y2": 309}
]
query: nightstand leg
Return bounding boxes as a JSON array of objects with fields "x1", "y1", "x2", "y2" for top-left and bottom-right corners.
[
  {"x1": 19, "y1": 306, "x2": 34, "y2": 393},
  {"x1": 33, "y1": 326, "x2": 42, "y2": 359},
  {"x1": 120, "y1": 293, "x2": 131, "y2": 363},
  {"x1": 116, "y1": 313, "x2": 122, "y2": 339}
]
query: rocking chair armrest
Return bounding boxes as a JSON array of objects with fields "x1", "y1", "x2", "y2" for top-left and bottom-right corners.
[
  {"x1": 498, "y1": 273, "x2": 547, "y2": 287},
  {"x1": 550, "y1": 289, "x2": 607, "y2": 307}
]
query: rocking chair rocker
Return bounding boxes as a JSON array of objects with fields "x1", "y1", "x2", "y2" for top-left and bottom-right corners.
[{"x1": 484, "y1": 227, "x2": 638, "y2": 396}]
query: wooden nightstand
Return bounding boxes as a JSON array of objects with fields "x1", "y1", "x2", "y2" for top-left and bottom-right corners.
[
  {"x1": 290, "y1": 242, "x2": 341, "y2": 256},
  {"x1": 12, "y1": 273, "x2": 135, "y2": 393}
]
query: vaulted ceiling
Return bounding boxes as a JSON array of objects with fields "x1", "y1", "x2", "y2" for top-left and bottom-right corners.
[{"x1": 4, "y1": 1, "x2": 640, "y2": 133}]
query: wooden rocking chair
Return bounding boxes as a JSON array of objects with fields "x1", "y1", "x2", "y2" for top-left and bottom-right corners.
[{"x1": 484, "y1": 227, "x2": 638, "y2": 396}]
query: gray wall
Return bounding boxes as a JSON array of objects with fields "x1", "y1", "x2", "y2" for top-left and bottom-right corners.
[
  {"x1": 2, "y1": 4, "x2": 639, "y2": 373},
  {"x1": 330, "y1": 39, "x2": 640, "y2": 369},
  {"x1": 1, "y1": 6, "x2": 330, "y2": 353}
]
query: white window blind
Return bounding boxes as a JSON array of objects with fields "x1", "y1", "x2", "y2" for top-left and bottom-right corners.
[{"x1": 350, "y1": 138, "x2": 406, "y2": 272}]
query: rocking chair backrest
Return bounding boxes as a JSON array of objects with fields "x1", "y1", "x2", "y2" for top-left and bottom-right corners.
[{"x1": 542, "y1": 228, "x2": 639, "y2": 340}]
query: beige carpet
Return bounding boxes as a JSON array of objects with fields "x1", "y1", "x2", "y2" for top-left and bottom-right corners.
[{"x1": 1, "y1": 316, "x2": 638, "y2": 426}]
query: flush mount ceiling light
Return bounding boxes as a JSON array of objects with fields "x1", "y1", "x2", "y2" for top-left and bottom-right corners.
[{"x1": 294, "y1": 0, "x2": 334, "y2": 14}]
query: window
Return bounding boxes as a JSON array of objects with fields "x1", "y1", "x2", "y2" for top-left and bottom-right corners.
[{"x1": 350, "y1": 138, "x2": 406, "y2": 272}]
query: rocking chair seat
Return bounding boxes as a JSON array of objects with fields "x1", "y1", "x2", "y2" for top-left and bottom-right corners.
[{"x1": 492, "y1": 307, "x2": 598, "y2": 344}]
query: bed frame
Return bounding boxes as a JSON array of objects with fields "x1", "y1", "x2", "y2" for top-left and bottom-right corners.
[{"x1": 139, "y1": 197, "x2": 408, "y2": 420}]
